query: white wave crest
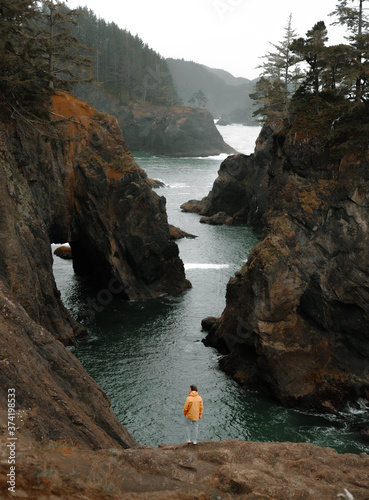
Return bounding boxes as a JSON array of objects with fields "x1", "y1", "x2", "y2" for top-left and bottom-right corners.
[{"x1": 184, "y1": 263, "x2": 230, "y2": 270}]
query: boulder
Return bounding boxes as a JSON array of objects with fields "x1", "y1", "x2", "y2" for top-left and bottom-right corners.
[
  {"x1": 53, "y1": 245, "x2": 72, "y2": 260},
  {"x1": 201, "y1": 316, "x2": 218, "y2": 331},
  {"x1": 169, "y1": 224, "x2": 197, "y2": 240},
  {"x1": 148, "y1": 178, "x2": 167, "y2": 188}
]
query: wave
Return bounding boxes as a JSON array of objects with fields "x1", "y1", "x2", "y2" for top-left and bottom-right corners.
[
  {"x1": 191, "y1": 154, "x2": 228, "y2": 160},
  {"x1": 167, "y1": 182, "x2": 190, "y2": 188},
  {"x1": 184, "y1": 263, "x2": 230, "y2": 270}
]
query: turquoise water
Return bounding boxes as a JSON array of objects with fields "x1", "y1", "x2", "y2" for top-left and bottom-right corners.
[{"x1": 53, "y1": 125, "x2": 369, "y2": 452}]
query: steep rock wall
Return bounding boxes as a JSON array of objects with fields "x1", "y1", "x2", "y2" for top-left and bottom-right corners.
[
  {"x1": 0, "y1": 280, "x2": 137, "y2": 449},
  {"x1": 0, "y1": 92, "x2": 190, "y2": 345},
  {"x1": 201, "y1": 123, "x2": 369, "y2": 411},
  {"x1": 0, "y1": 91, "x2": 193, "y2": 449},
  {"x1": 181, "y1": 123, "x2": 275, "y2": 229}
]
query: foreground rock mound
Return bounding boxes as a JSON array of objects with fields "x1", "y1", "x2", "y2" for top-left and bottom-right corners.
[
  {"x1": 200, "y1": 123, "x2": 369, "y2": 412},
  {"x1": 0, "y1": 92, "x2": 190, "y2": 345},
  {"x1": 1, "y1": 435, "x2": 368, "y2": 499}
]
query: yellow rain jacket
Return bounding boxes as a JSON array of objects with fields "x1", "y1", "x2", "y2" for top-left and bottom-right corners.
[{"x1": 183, "y1": 391, "x2": 204, "y2": 421}]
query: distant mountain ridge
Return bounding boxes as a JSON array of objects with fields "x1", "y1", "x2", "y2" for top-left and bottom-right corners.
[{"x1": 166, "y1": 58, "x2": 258, "y2": 125}]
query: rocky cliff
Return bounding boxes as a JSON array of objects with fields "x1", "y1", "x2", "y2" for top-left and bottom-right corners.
[
  {"x1": 0, "y1": 91, "x2": 191, "y2": 449},
  {"x1": 114, "y1": 102, "x2": 237, "y2": 157},
  {"x1": 0, "y1": 99, "x2": 368, "y2": 498},
  {"x1": 0, "y1": 92, "x2": 190, "y2": 346},
  {"x1": 193, "y1": 122, "x2": 369, "y2": 412}
]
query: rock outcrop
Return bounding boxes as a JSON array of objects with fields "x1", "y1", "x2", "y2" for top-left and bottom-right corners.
[
  {"x1": 0, "y1": 281, "x2": 137, "y2": 449},
  {"x1": 198, "y1": 122, "x2": 369, "y2": 412},
  {"x1": 180, "y1": 124, "x2": 274, "y2": 228},
  {"x1": 1, "y1": 434, "x2": 368, "y2": 499},
  {"x1": 53, "y1": 245, "x2": 72, "y2": 260},
  {"x1": 0, "y1": 92, "x2": 190, "y2": 345},
  {"x1": 115, "y1": 103, "x2": 237, "y2": 157},
  {"x1": 0, "y1": 91, "x2": 193, "y2": 452}
]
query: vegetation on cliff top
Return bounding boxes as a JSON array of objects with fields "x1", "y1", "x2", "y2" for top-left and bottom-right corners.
[
  {"x1": 0, "y1": 0, "x2": 92, "y2": 120},
  {"x1": 0, "y1": 0, "x2": 180, "y2": 125},
  {"x1": 251, "y1": 0, "x2": 369, "y2": 156}
]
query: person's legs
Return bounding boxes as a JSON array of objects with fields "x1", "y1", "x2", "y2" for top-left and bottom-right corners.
[
  {"x1": 184, "y1": 416, "x2": 192, "y2": 442},
  {"x1": 193, "y1": 420, "x2": 199, "y2": 444}
]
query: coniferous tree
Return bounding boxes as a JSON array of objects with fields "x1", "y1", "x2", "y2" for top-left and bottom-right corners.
[
  {"x1": 36, "y1": 0, "x2": 93, "y2": 90},
  {"x1": 188, "y1": 89, "x2": 208, "y2": 108},
  {"x1": 290, "y1": 21, "x2": 329, "y2": 115},
  {"x1": 71, "y1": 8, "x2": 180, "y2": 106},
  {"x1": 251, "y1": 14, "x2": 301, "y2": 121},
  {"x1": 0, "y1": 0, "x2": 47, "y2": 114},
  {"x1": 330, "y1": 0, "x2": 369, "y2": 101}
]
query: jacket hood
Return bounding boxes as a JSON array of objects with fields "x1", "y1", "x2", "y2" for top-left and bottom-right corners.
[{"x1": 189, "y1": 391, "x2": 198, "y2": 397}]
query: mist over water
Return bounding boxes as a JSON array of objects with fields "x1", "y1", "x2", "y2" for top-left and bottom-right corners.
[{"x1": 53, "y1": 125, "x2": 368, "y2": 452}]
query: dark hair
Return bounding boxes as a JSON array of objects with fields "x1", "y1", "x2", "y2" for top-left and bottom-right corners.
[{"x1": 190, "y1": 385, "x2": 198, "y2": 392}]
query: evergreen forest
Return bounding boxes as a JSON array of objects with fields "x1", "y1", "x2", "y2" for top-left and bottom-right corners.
[{"x1": 0, "y1": 0, "x2": 180, "y2": 124}]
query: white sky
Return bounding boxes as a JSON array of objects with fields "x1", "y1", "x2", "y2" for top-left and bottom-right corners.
[{"x1": 66, "y1": 0, "x2": 347, "y2": 80}]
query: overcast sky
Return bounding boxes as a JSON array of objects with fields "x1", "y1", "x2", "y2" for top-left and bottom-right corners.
[{"x1": 66, "y1": 0, "x2": 347, "y2": 80}]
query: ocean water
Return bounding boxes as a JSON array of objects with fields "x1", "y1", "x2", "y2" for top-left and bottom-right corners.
[{"x1": 52, "y1": 125, "x2": 369, "y2": 452}]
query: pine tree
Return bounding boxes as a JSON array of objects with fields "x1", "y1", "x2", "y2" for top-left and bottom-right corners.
[
  {"x1": 0, "y1": 0, "x2": 47, "y2": 114},
  {"x1": 291, "y1": 21, "x2": 329, "y2": 115},
  {"x1": 36, "y1": 0, "x2": 93, "y2": 91},
  {"x1": 188, "y1": 89, "x2": 208, "y2": 108},
  {"x1": 330, "y1": 0, "x2": 369, "y2": 101},
  {"x1": 251, "y1": 14, "x2": 301, "y2": 121}
]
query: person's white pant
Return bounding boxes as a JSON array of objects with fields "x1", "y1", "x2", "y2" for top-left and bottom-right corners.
[{"x1": 184, "y1": 416, "x2": 199, "y2": 443}]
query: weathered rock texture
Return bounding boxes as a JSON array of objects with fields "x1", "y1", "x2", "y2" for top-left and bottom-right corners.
[
  {"x1": 1, "y1": 434, "x2": 368, "y2": 499},
  {"x1": 0, "y1": 92, "x2": 191, "y2": 450},
  {"x1": 199, "y1": 122, "x2": 369, "y2": 412},
  {"x1": 0, "y1": 92, "x2": 190, "y2": 345},
  {"x1": 115, "y1": 102, "x2": 237, "y2": 157},
  {"x1": 180, "y1": 124, "x2": 273, "y2": 228},
  {"x1": 0, "y1": 280, "x2": 137, "y2": 449}
]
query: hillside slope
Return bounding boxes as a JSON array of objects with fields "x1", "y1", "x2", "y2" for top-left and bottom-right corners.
[{"x1": 166, "y1": 58, "x2": 257, "y2": 124}]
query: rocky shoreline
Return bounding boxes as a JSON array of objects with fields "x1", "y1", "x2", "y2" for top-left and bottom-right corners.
[{"x1": 1, "y1": 96, "x2": 368, "y2": 498}]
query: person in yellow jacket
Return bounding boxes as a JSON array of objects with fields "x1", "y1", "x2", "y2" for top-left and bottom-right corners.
[{"x1": 183, "y1": 385, "x2": 203, "y2": 444}]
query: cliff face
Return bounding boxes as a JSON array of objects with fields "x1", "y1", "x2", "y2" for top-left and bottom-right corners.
[
  {"x1": 180, "y1": 124, "x2": 274, "y2": 228},
  {"x1": 115, "y1": 102, "x2": 237, "y2": 157},
  {"x1": 1, "y1": 92, "x2": 190, "y2": 345},
  {"x1": 200, "y1": 123, "x2": 369, "y2": 411},
  {"x1": 0, "y1": 92, "x2": 191, "y2": 448},
  {"x1": 0, "y1": 280, "x2": 137, "y2": 449}
]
